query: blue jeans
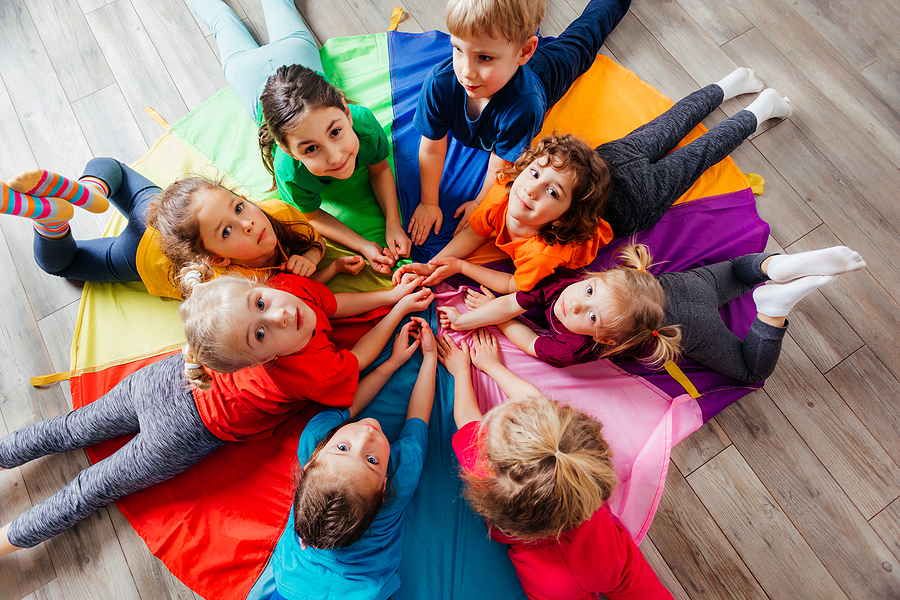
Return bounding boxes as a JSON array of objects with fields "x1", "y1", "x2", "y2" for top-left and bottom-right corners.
[
  {"x1": 33, "y1": 158, "x2": 157, "y2": 282},
  {"x1": 187, "y1": 0, "x2": 323, "y2": 119},
  {"x1": 530, "y1": 0, "x2": 631, "y2": 107}
]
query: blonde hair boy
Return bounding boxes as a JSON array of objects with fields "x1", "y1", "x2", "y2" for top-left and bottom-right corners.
[{"x1": 446, "y1": 0, "x2": 546, "y2": 48}]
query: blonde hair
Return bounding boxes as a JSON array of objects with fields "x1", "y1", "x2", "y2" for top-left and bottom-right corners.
[
  {"x1": 586, "y1": 244, "x2": 681, "y2": 366},
  {"x1": 177, "y1": 264, "x2": 266, "y2": 389},
  {"x1": 293, "y1": 419, "x2": 386, "y2": 549},
  {"x1": 446, "y1": 0, "x2": 546, "y2": 47},
  {"x1": 461, "y1": 395, "x2": 617, "y2": 540}
]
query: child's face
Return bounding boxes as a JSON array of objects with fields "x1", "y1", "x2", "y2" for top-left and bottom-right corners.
[
  {"x1": 554, "y1": 276, "x2": 617, "y2": 342},
  {"x1": 194, "y1": 187, "x2": 279, "y2": 268},
  {"x1": 450, "y1": 31, "x2": 533, "y2": 101},
  {"x1": 321, "y1": 419, "x2": 390, "y2": 493},
  {"x1": 280, "y1": 104, "x2": 360, "y2": 180},
  {"x1": 232, "y1": 285, "x2": 317, "y2": 363},
  {"x1": 506, "y1": 157, "x2": 574, "y2": 230}
]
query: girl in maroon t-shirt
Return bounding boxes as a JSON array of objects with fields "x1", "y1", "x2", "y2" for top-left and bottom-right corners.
[{"x1": 436, "y1": 328, "x2": 673, "y2": 600}]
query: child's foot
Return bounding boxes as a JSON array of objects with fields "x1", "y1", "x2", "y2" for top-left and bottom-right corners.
[
  {"x1": 765, "y1": 246, "x2": 865, "y2": 282},
  {"x1": 753, "y1": 275, "x2": 834, "y2": 318},
  {"x1": 717, "y1": 67, "x2": 764, "y2": 101},
  {"x1": 9, "y1": 169, "x2": 109, "y2": 214},
  {"x1": 746, "y1": 89, "x2": 793, "y2": 128},
  {"x1": 2, "y1": 181, "x2": 74, "y2": 238}
]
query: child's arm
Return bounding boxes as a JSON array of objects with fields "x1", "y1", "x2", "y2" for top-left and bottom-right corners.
[
  {"x1": 438, "y1": 291, "x2": 525, "y2": 331},
  {"x1": 453, "y1": 152, "x2": 512, "y2": 235},
  {"x1": 429, "y1": 257, "x2": 519, "y2": 294},
  {"x1": 408, "y1": 135, "x2": 448, "y2": 245},
  {"x1": 367, "y1": 159, "x2": 411, "y2": 261},
  {"x1": 305, "y1": 209, "x2": 394, "y2": 274},
  {"x1": 391, "y1": 225, "x2": 489, "y2": 285},
  {"x1": 436, "y1": 334, "x2": 483, "y2": 428},
  {"x1": 332, "y1": 275, "x2": 424, "y2": 318},
  {"x1": 470, "y1": 328, "x2": 541, "y2": 397},
  {"x1": 349, "y1": 285, "x2": 434, "y2": 370},
  {"x1": 349, "y1": 319, "x2": 421, "y2": 417},
  {"x1": 406, "y1": 319, "x2": 437, "y2": 424},
  {"x1": 309, "y1": 255, "x2": 365, "y2": 285},
  {"x1": 495, "y1": 319, "x2": 540, "y2": 358}
]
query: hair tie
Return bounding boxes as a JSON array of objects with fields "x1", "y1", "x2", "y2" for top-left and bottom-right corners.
[
  {"x1": 183, "y1": 270, "x2": 203, "y2": 287},
  {"x1": 184, "y1": 361, "x2": 203, "y2": 370},
  {"x1": 651, "y1": 330, "x2": 659, "y2": 337},
  {"x1": 636, "y1": 265, "x2": 646, "y2": 271},
  {"x1": 554, "y1": 450, "x2": 562, "y2": 458}
]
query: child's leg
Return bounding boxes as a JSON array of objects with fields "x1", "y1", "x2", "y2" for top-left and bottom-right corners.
[
  {"x1": 31, "y1": 159, "x2": 158, "y2": 282},
  {"x1": 8, "y1": 169, "x2": 109, "y2": 214},
  {"x1": 764, "y1": 246, "x2": 865, "y2": 283},
  {"x1": 261, "y1": 0, "x2": 321, "y2": 71},
  {"x1": 529, "y1": 0, "x2": 631, "y2": 108},
  {"x1": 2, "y1": 356, "x2": 224, "y2": 549},
  {"x1": 1, "y1": 182, "x2": 74, "y2": 238}
]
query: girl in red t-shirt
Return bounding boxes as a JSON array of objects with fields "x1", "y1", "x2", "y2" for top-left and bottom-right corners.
[
  {"x1": 436, "y1": 328, "x2": 673, "y2": 600},
  {"x1": 0, "y1": 267, "x2": 433, "y2": 557}
]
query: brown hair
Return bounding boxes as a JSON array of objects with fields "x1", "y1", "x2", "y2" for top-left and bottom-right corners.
[
  {"x1": 446, "y1": 0, "x2": 546, "y2": 47},
  {"x1": 147, "y1": 175, "x2": 322, "y2": 294},
  {"x1": 500, "y1": 134, "x2": 611, "y2": 246},
  {"x1": 178, "y1": 266, "x2": 268, "y2": 389},
  {"x1": 292, "y1": 419, "x2": 387, "y2": 549},
  {"x1": 460, "y1": 395, "x2": 617, "y2": 540},
  {"x1": 258, "y1": 64, "x2": 348, "y2": 190},
  {"x1": 586, "y1": 243, "x2": 681, "y2": 366}
]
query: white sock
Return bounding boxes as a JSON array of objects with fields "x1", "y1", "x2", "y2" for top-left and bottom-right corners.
[
  {"x1": 753, "y1": 276, "x2": 833, "y2": 318},
  {"x1": 766, "y1": 246, "x2": 865, "y2": 282}
]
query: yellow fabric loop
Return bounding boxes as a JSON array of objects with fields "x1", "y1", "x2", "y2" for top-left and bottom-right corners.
[
  {"x1": 144, "y1": 106, "x2": 171, "y2": 130},
  {"x1": 663, "y1": 360, "x2": 701, "y2": 399},
  {"x1": 745, "y1": 172, "x2": 765, "y2": 195},
  {"x1": 31, "y1": 371, "x2": 71, "y2": 387},
  {"x1": 389, "y1": 7, "x2": 403, "y2": 31}
]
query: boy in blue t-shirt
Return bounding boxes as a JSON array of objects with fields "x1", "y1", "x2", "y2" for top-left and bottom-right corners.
[{"x1": 407, "y1": 0, "x2": 631, "y2": 245}]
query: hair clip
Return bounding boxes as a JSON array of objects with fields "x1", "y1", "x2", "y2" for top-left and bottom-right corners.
[{"x1": 183, "y1": 270, "x2": 203, "y2": 287}]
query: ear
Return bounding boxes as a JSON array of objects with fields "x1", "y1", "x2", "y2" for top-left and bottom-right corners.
[
  {"x1": 206, "y1": 255, "x2": 231, "y2": 267},
  {"x1": 517, "y1": 36, "x2": 539, "y2": 65},
  {"x1": 594, "y1": 334, "x2": 615, "y2": 346}
]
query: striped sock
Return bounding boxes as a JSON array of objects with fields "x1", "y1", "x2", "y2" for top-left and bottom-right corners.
[
  {"x1": 2, "y1": 181, "x2": 74, "y2": 238},
  {"x1": 9, "y1": 169, "x2": 109, "y2": 214}
]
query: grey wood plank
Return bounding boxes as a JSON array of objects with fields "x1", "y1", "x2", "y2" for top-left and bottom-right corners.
[
  {"x1": 295, "y1": 0, "x2": 369, "y2": 42},
  {"x1": 647, "y1": 460, "x2": 767, "y2": 599},
  {"x1": 825, "y1": 347, "x2": 900, "y2": 468},
  {"x1": 732, "y1": 0, "x2": 900, "y2": 172},
  {"x1": 344, "y1": 0, "x2": 426, "y2": 34},
  {"x1": 131, "y1": 0, "x2": 229, "y2": 111},
  {"x1": 0, "y1": 0, "x2": 94, "y2": 175},
  {"x1": 396, "y1": 0, "x2": 447, "y2": 32},
  {"x1": 187, "y1": 0, "x2": 248, "y2": 38},
  {"x1": 0, "y1": 76, "x2": 38, "y2": 178},
  {"x1": 76, "y1": 0, "x2": 113, "y2": 12},
  {"x1": 23, "y1": 0, "x2": 116, "y2": 102},
  {"x1": 860, "y1": 57, "x2": 900, "y2": 124},
  {"x1": 72, "y1": 84, "x2": 150, "y2": 165},
  {"x1": 670, "y1": 417, "x2": 730, "y2": 477},
  {"x1": 542, "y1": 0, "x2": 580, "y2": 37},
  {"x1": 870, "y1": 496, "x2": 900, "y2": 565},
  {"x1": 84, "y1": 0, "x2": 188, "y2": 146},
  {"x1": 717, "y1": 390, "x2": 900, "y2": 598},
  {"x1": 689, "y1": 445, "x2": 848, "y2": 599},
  {"x1": 672, "y1": 0, "x2": 752, "y2": 46},
  {"x1": 639, "y1": 535, "x2": 691, "y2": 600},
  {"x1": 36, "y1": 300, "x2": 81, "y2": 406},
  {"x1": 21, "y1": 578, "x2": 63, "y2": 600}
]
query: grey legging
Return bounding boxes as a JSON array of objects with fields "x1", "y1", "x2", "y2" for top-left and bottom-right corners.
[
  {"x1": 0, "y1": 354, "x2": 224, "y2": 548},
  {"x1": 659, "y1": 253, "x2": 786, "y2": 383},
  {"x1": 598, "y1": 84, "x2": 758, "y2": 237}
]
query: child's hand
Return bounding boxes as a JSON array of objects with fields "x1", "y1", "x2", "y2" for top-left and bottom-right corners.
[
  {"x1": 334, "y1": 255, "x2": 366, "y2": 276},
  {"x1": 407, "y1": 203, "x2": 443, "y2": 246},
  {"x1": 470, "y1": 328, "x2": 502, "y2": 372},
  {"x1": 392, "y1": 262, "x2": 437, "y2": 285},
  {"x1": 437, "y1": 333, "x2": 471, "y2": 377},
  {"x1": 396, "y1": 286, "x2": 435, "y2": 314},
  {"x1": 453, "y1": 200, "x2": 478, "y2": 236},
  {"x1": 464, "y1": 286, "x2": 496, "y2": 310},
  {"x1": 390, "y1": 275, "x2": 426, "y2": 302},
  {"x1": 422, "y1": 257, "x2": 461, "y2": 286},
  {"x1": 280, "y1": 254, "x2": 317, "y2": 277},
  {"x1": 386, "y1": 320, "x2": 421, "y2": 369},
  {"x1": 437, "y1": 306, "x2": 466, "y2": 331},
  {"x1": 410, "y1": 316, "x2": 437, "y2": 357},
  {"x1": 384, "y1": 221, "x2": 412, "y2": 260},
  {"x1": 362, "y1": 241, "x2": 394, "y2": 274}
]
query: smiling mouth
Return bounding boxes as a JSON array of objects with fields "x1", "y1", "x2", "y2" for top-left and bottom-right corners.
[
  {"x1": 331, "y1": 157, "x2": 350, "y2": 173},
  {"x1": 258, "y1": 228, "x2": 266, "y2": 243},
  {"x1": 295, "y1": 308, "x2": 301, "y2": 330}
]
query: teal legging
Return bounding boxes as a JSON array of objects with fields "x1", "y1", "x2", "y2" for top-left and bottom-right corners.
[{"x1": 188, "y1": 0, "x2": 323, "y2": 119}]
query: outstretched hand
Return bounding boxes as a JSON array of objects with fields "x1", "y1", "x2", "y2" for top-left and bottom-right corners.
[
  {"x1": 469, "y1": 328, "x2": 502, "y2": 372},
  {"x1": 362, "y1": 241, "x2": 394, "y2": 274},
  {"x1": 392, "y1": 262, "x2": 436, "y2": 286},
  {"x1": 387, "y1": 320, "x2": 421, "y2": 369},
  {"x1": 437, "y1": 333, "x2": 471, "y2": 377},
  {"x1": 407, "y1": 203, "x2": 443, "y2": 246},
  {"x1": 453, "y1": 200, "x2": 477, "y2": 236},
  {"x1": 333, "y1": 255, "x2": 366, "y2": 276},
  {"x1": 437, "y1": 306, "x2": 465, "y2": 331},
  {"x1": 464, "y1": 286, "x2": 496, "y2": 310}
]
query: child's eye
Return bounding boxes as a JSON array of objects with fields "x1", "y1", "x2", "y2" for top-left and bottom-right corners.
[
  {"x1": 255, "y1": 327, "x2": 265, "y2": 342},
  {"x1": 256, "y1": 297, "x2": 265, "y2": 311},
  {"x1": 235, "y1": 203, "x2": 243, "y2": 215},
  {"x1": 304, "y1": 145, "x2": 318, "y2": 155},
  {"x1": 589, "y1": 312, "x2": 597, "y2": 324},
  {"x1": 530, "y1": 168, "x2": 538, "y2": 178},
  {"x1": 367, "y1": 456, "x2": 379, "y2": 465},
  {"x1": 337, "y1": 443, "x2": 349, "y2": 451},
  {"x1": 586, "y1": 285, "x2": 593, "y2": 296},
  {"x1": 548, "y1": 187, "x2": 558, "y2": 199},
  {"x1": 330, "y1": 128, "x2": 341, "y2": 139},
  {"x1": 222, "y1": 225, "x2": 232, "y2": 239},
  {"x1": 479, "y1": 55, "x2": 493, "y2": 62}
]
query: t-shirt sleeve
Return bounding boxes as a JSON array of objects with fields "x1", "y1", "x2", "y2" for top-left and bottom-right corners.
[
  {"x1": 352, "y1": 104, "x2": 390, "y2": 166},
  {"x1": 493, "y1": 95, "x2": 545, "y2": 162},
  {"x1": 299, "y1": 349, "x2": 359, "y2": 408},
  {"x1": 468, "y1": 184, "x2": 506, "y2": 236},
  {"x1": 451, "y1": 421, "x2": 482, "y2": 472},
  {"x1": 389, "y1": 418, "x2": 429, "y2": 506},
  {"x1": 534, "y1": 334, "x2": 598, "y2": 368},
  {"x1": 268, "y1": 273, "x2": 338, "y2": 318},
  {"x1": 273, "y1": 147, "x2": 323, "y2": 213},
  {"x1": 413, "y1": 64, "x2": 450, "y2": 141},
  {"x1": 512, "y1": 247, "x2": 562, "y2": 292},
  {"x1": 297, "y1": 409, "x2": 351, "y2": 463}
]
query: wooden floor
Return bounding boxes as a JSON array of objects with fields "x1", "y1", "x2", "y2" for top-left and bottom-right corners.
[{"x1": 1, "y1": 0, "x2": 900, "y2": 598}]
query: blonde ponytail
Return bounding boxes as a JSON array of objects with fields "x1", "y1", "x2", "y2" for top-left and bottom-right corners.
[{"x1": 182, "y1": 344, "x2": 212, "y2": 390}]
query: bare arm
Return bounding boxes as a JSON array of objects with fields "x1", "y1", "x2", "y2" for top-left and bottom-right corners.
[
  {"x1": 496, "y1": 319, "x2": 539, "y2": 358},
  {"x1": 470, "y1": 328, "x2": 541, "y2": 397},
  {"x1": 408, "y1": 135, "x2": 448, "y2": 245},
  {"x1": 406, "y1": 320, "x2": 437, "y2": 424},
  {"x1": 436, "y1": 334, "x2": 483, "y2": 428},
  {"x1": 438, "y1": 292, "x2": 525, "y2": 331},
  {"x1": 305, "y1": 208, "x2": 394, "y2": 274},
  {"x1": 332, "y1": 275, "x2": 420, "y2": 318},
  {"x1": 349, "y1": 320, "x2": 420, "y2": 417},
  {"x1": 349, "y1": 286, "x2": 434, "y2": 370}
]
